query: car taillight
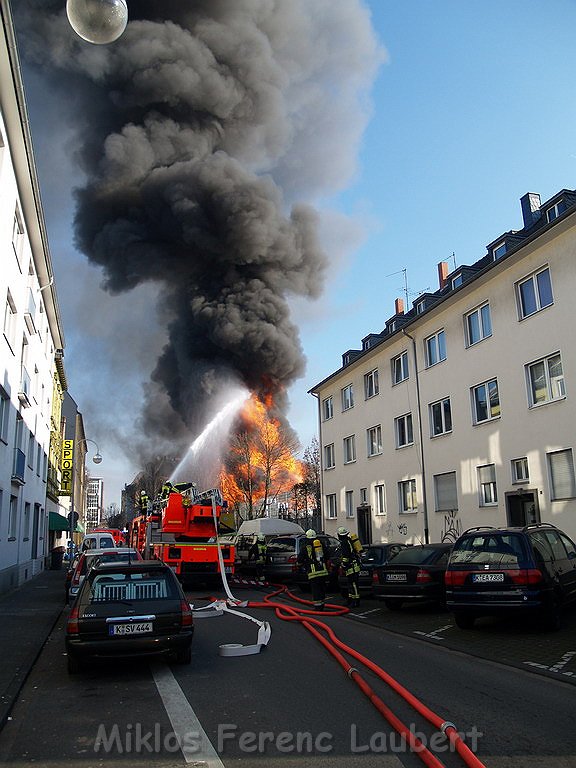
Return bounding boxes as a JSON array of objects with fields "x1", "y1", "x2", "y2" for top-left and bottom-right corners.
[
  {"x1": 180, "y1": 600, "x2": 193, "y2": 628},
  {"x1": 288, "y1": 554, "x2": 297, "y2": 562},
  {"x1": 444, "y1": 570, "x2": 466, "y2": 586},
  {"x1": 416, "y1": 569, "x2": 433, "y2": 583},
  {"x1": 372, "y1": 571, "x2": 379, "y2": 584},
  {"x1": 508, "y1": 568, "x2": 543, "y2": 585},
  {"x1": 67, "y1": 604, "x2": 80, "y2": 635}
]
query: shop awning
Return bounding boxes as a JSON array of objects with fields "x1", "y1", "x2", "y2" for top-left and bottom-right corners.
[{"x1": 49, "y1": 512, "x2": 69, "y2": 532}]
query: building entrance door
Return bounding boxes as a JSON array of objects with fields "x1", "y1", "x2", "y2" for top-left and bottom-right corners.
[
  {"x1": 505, "y1": 490, "x2": 539, "y2": 527},
  {"x1": 357, "y1": 506, "x2": 372, "y2": 544}
]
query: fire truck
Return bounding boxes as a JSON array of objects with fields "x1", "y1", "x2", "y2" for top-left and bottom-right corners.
[{"x1": 130, "y1": 485, "x2": 235, "y2": 585}]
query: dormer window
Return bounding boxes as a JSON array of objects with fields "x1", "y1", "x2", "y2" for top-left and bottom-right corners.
[
  {"x1": 492, "y1": 241, "x2": 507, "y2": 260},
  {"x1": 546, "y1": 200, "x2": 566, "y2": 223},
  {"x1": 451, "y1": 274, "x2": 463, "y2": 290},
  {"x1": 416, "y1": 301, "x2": 425, "y2": 314}
]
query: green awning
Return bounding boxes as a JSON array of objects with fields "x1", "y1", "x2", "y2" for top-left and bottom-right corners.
[{"x1": 49, "y1": 512, "x2": 69, "y2": 532}]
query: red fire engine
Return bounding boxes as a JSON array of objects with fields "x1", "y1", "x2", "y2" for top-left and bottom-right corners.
[{"x1": 130, "y1": 485, "x2": 235, "y2": 584}]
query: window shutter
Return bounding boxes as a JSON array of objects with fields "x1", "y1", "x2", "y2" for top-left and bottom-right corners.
[
  {"x1": 478, "y1": 464, "x2": 496, "y2": 484},
  {"x1": 435, "y1": 472, "x2": 458, "y2": 511},
  {"x1": 549, "y1": 449, "x2": 576, "y2": 500}
]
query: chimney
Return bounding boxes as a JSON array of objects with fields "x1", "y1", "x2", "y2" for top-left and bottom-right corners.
[
  {"x1": 520, "y1": 193, "x2": 541, "y2": 229},
  {"x1": 395, "y1": 298, "x2": 404, "y2": 315},
  {"x1": 438, "y1": 261, "x2": 449, "y2": 290}
]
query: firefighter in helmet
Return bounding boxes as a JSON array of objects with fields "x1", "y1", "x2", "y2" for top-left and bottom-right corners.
[
  {"x1": 248, "y1": 533, "x2": 267, "y2": 581},
  {"x1": 139, "y1": 490, "x2": 149, "y2": 515},
  {"x1": 297, "y1": 529, "x2": 329, "y2": 611},
  {"x1": 337, "y1": 526, "x2": 363, "y2": 608},
  {"x1": 161, "y1": 481, "x2": 174, "y2": 499}
]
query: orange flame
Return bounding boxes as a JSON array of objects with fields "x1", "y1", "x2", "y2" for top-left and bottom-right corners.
[{"x1": 220, "y1": 393, "x2": 303, "y2": 510}]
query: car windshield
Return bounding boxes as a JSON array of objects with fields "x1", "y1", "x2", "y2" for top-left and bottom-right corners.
[
  {"x1": 266, "y1": 537, "x2": 296, "y2": 554},
  {"x1": 360, "y1": 547, "x2": 385, "y2": 565},
  {"x1": 386, "y1": 547, "x2": 445, "y2": 565},
  {"x1": 450, "y1": 534, "x2": 527, "y2": 566},
  {"x1": 86, "y1": 570, "x2": 180, "y2": 603},
  {"x1": 90, "y1": 551, "x2": 140, "y2": 567}
]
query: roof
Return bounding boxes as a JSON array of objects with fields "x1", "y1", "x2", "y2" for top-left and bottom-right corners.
[{"x1": 236, "y1": 518, "x2": 306, "y2": 536}]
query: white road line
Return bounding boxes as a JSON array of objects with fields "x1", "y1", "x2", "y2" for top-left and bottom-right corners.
[
  {"x1": 151, "y1": 661, "x2": 225, "y2": 767},
  {"x1": 350, "y1": 608, "x2": 382, "y2": 618}
]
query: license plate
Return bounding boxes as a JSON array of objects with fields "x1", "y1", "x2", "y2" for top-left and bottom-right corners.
[
  {"x1": 359, "y1": 570, "x2": 369, "y2": 577},
  {"x1": 472, "y1": 573, "x2": 505, "y2": 583},
  {"x1": 386, "y1": 573, "x2": 407, "y2": 582},
  {"x1": 109, "y1": 622, "x2": 153, "y2": 636}
]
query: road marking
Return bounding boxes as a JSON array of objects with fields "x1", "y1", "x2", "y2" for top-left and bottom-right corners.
[
  {"x1": 524, "y1": 650, "x2": 576, "y2": 677},
  {"x1": 151, "y1": 662, "x2": 225, "y2": 767},
  {"x1": 350, "y1": 608, "x2": 381, "y2": 618},
  {"x1": 413, "y1": 624, "x2": 452, "y2": 641}
]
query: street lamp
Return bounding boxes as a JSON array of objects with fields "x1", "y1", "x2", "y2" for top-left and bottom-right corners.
[
  {"x1": 66, "y1": 0, "x2": 128, "y2": 45},
  {"x1": 83, "y1": 438, "x2": 103, "y2": 465}
]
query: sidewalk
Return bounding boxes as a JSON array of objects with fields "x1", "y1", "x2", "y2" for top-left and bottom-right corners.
[{"x1": 0, "y1": 568, "x2": 65, "y2": 732}]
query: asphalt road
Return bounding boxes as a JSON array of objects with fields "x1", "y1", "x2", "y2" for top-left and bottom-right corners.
[{"x1": 0, "y1": 584, "x2": 575, "y2": 767}]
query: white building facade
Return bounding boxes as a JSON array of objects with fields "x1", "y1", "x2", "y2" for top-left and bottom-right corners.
[
  {"x1": 86, "y1": 477, "x2": 104, "y2": 531},
  {"x1": 0, "y1": 1, "x2": 65, "y2": 591},
  {"x1": 311, "y1": 190, "x2": 576, "y2": 546}
]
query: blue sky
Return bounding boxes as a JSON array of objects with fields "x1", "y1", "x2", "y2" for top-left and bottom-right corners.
[
  {"x1": 290, "y1": 0, "x2": 576, "y2": 448},
  {"x1": 20, "y1": 1, "x2": 576, "y2": 507}
]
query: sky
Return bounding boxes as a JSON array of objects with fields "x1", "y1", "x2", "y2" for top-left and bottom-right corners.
[{"x1": 14, "y1": 0, "x2": 576, "y2": 508}]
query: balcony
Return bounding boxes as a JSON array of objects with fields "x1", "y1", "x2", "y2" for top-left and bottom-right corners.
[
  {"x1": 18, "y1": 367, "x2": 31, "y2": 408},
  {"x1": 24, "y1": 288, "x2": 37, "y2": 334},
  {"x1": 12, "y1": 448, "x2": 26, "y2": 485}
]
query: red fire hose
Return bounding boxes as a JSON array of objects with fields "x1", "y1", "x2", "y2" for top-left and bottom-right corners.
[{"x1": 246, "y1": 584, "x2": 486, "y2": 768}]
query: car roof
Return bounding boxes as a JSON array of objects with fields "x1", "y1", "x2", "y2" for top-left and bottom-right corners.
[
  {"x1": 87, "y1": 548, "x2": 139, "y2": 557},
  {"x1": 458, "y1": 524, "x2": 560, "y2": 538},
  {"x1": 90, "y1": 559, "x2": 170, "y2": 573}
]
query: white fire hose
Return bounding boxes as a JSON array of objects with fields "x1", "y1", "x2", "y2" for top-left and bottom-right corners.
[{"x1": 190, "y1": 492, "x2": 271, "y2": 657}]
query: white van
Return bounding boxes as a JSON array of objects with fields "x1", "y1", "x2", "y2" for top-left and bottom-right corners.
[{"x1": 81, "y1": 532, "x2": 116, "y2": 551}]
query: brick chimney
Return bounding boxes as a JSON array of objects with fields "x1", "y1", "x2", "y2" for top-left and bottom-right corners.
[
  {"x1": 520, "y1": 192, "x2": 541, "y2": 229},
  {"x1": 395, "y1": 297, "x2": 404, "y2": 315},
  {"x1": 438, "y1": 261, "x2": 449, "y2": 290}
]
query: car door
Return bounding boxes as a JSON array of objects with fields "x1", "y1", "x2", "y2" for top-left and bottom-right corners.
[
  {"x1": 557, "y1": 532, "x2": 576, "y2": 599},
  {"x1": 542, "y1": 530, "x2": 575, "y2": 598}
]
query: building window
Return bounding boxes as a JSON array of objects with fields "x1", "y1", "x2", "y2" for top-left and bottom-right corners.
[
  {"x1": 425, "y1": 329, "x2": 446, "y2": 367},
  {"x1": 465, "y1": 302, "x2": 492, "y2": 346},
  {"x1": 452, "y1": 274, "x2": 463, "y2": 289},
  {"x1": 395, "y1": 413, "x2": 413, "y2": 448},
  {"x1": 360, "y1": 487, "x2": 368, "y2": 506},
  {"x1": 23, "y1": 502, "x2": 30, "y2": 540},
  {"x1": 12, "y1": 207, "x2": 24, "y2": 268},
  {"x1": 324, "y1": 443, "x2": 335, "y2": 470},
  {"x1": 367, "y1": 425, "x2": 382, "y2": 457},
  {"x1": 492, "y1": 241, "x2": 507, "y2": 259},
  {"x1": 343, "y1": 435, "x2": 356, "y2": 464},
  {"x1": 3, "y1": 290, "x2": 17, "y2": 351},
  {"x1": 399, "y1": 479, "x2": 417, "y2": 513},
  {"x1": 546, "y1": 200, "x2": 566, "y2": 223},
  {"x1": 345, "y1": 490, "x2": 354, "y2": 518},
  {"x1": 416, "y1": 301, "x2": 425, "y2": 314},
  {"x1": 512, "y1": 457, "x2": 529, "y2": 483},
  {"x1": 326, "y1": 494, "x2": 337, "y2": 519},
  {"x1": 429, "y1": 397, "x2": 452, "y2": 437},
  {"x1": 9, "y1": 495, "x2": 18, "y2": 539},
  {"x1": 434, "y1": 472, "x2": 458, "y2": 512},
  {"x1": 375, "y1": 484, "x2": 386, "y2": 515},
  {"x1": 0, "y1": 387, "x2": 9, "y2": 443},
  {"x1": 517, "y1": 267, "x2": 553, "y2": 319},
  {"x1": 548, "y1": 449, "x2": 576, "y2": 500},
  {"x1": 392, "y1": 351, "x2": 409, "y2": 384},
  {"x1": 527, "y1": 353, "x2": 565, "y2": 406},
  {"x1": 341, "y1": 384, "x2": 354, "y2": 411},
  {"x1": 472, "y1": 378, "x2": 500, "y2": 423},
  {"x1": 364, "y1": 368, "x2": 379, "y2": 399},
  {"x1": 478, "y1": 464, "x2": 497, "y2": 506},
  {"x1": 322, "y1": 396, "x2": 333, "y2": 421}
]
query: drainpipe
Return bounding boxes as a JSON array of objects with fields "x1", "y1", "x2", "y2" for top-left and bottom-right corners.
[{"x1": 402, "y1": 329, "x2": 429, "y2": 544}]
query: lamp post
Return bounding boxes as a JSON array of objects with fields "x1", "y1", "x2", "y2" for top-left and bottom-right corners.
[
  {"x1": 68, "y1": 438, "x2": 103, "y2": 553},
  {"x1": 66, "y1": 0, "x2": 128, "y2": 45}
]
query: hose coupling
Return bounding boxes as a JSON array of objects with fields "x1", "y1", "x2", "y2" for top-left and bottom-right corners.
[
  {"x1": 440, "y1": 721, "x2": 457, "y2": 736},
  {"x1": 347, "y1": 666, "x2": 359, "y2": 678}
]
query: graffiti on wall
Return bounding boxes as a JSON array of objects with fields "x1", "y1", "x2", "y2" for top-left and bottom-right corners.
[{"x1": 440, "y1": 510, "x2": 462, "y2": 543}]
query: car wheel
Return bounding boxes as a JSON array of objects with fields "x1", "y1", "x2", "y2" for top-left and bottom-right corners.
[
  {"x1": 67, "y1": 653, "x2": 82, "y2": 674},
  {"x1": 454, "y1": 612, "x2": 475, "y2": 630},
  {"x1": 384, "y1": 599, "x2": 403, "y2": 611},
  {"x1": 174, "y1": 645, "x2": 192, "y2": 664}
]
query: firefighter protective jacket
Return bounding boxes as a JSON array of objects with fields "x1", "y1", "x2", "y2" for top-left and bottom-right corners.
[
  {"x1": 340, "y1": 533, "x2": 362, "y2": 576},
  {"x1": 297, "y1": 538, "x2": 328, "y2": 579}
]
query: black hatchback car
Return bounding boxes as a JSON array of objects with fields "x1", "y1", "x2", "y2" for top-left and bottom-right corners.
[
  {"x1": 373, "y1": 543, "x2": 452, "y2": 610},
  {"x1": 65, "y1": 560, "x2": 194, "y2": 673},
  {"x1": 445, "y1": 524, "x2": 576, "y2": 629},
  {"x1": 338, "y1": 542, "x2": 407, "y2": 597},
  {"x1": 265, "y1": 533, "x2": 341, "y2": 589}
]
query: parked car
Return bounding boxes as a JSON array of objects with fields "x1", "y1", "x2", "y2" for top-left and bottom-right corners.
[
  {"x1": 338, "y1": 542, "x2": 408, "y2": 597},
  {"x1": 68, "y1": 547, "x2": 143, "y2": 601},
  {"x1": 373, "y1": 543, "x2": 453, "y2": 610},
  {"x1": 445, "y1": 523, "x2": 576, "y2": 630},
  {"x1": 264, "y1": 533, "x2": 341, "y2": 589},
  {"x1": 65, "y1": 560, "x2": 193, "y2": 673}
]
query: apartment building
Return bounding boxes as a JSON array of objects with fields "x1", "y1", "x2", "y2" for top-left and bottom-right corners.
[
  {"x1": 0, "y1": 0, "x2": 66, "y2": 591},
  {"x1": 86, "y1": 477, "x2": 104, "y2": 531},
  {"x1": 310, "y1": 189, "x2": 576, "y2": 545}
]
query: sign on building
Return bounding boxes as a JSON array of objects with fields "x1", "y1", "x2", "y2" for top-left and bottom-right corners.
[{"x1": 60, "y1": 439, "x2": 73, "y2": 495}]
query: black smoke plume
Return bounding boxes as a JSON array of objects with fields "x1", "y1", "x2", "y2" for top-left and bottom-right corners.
[{"x1": 15, "y1": 0, "x2": 382, "y2": 462}]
